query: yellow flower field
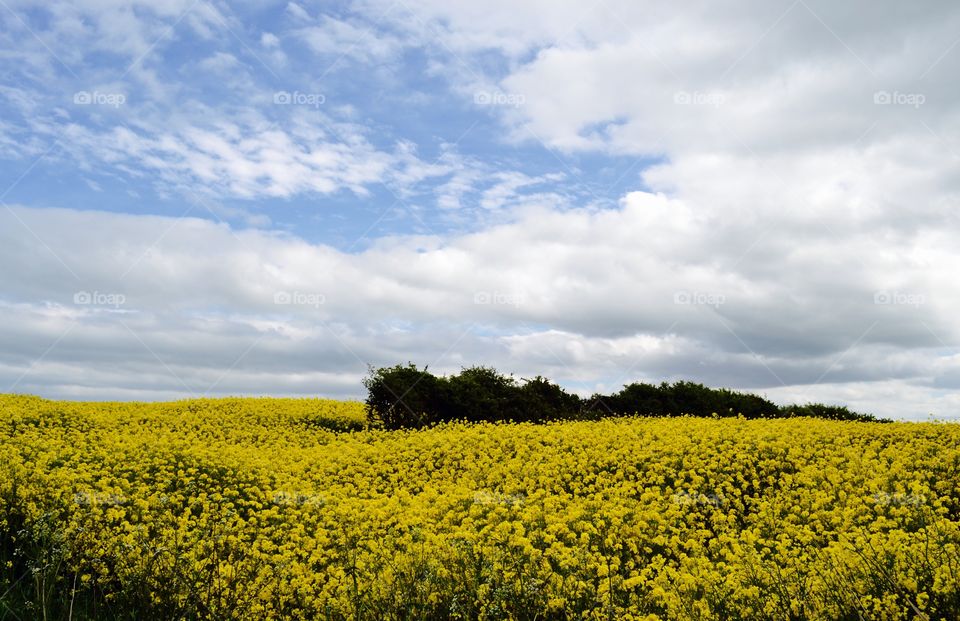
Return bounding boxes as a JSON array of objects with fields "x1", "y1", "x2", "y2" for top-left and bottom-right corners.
[{"x1": 1, "y1": 395, "x2": 959, "y2": 620}]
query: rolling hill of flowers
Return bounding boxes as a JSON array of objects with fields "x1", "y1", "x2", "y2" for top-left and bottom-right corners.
[{"x1": 1, "y1": 394, "x2": 958, "y2": 619}]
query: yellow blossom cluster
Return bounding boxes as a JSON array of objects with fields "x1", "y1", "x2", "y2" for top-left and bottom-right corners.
[{"x1": 1, "y1": 394, "x2": 959, "y2": 619}]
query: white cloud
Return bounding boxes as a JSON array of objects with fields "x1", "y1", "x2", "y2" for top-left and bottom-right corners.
[
  {"x1": 35, "y1": 107, "x2": 466, "y2": 200},
  {"x1": 297, "y1": 16, "x2": 404, "y2": 63},
  {"x1": 2, "y1": 198, "x2": 958, "y2": 418},
  {"x1": 4, "y1": 0, "x2": 960, "y2": 421},
  {"x1": 479, "y1": 172, "x2": 565, "y2": 210},
  {"x1": 197, "y1": 52, "x2": 241, "y2": 74},
  {"x1": 285, "y1": 2, "x2": 311, "y2": 23},
  {"x1": 261, "y1": 32, "x2": 280, "y2": 49},
  {"x1": 2, "y1": 0, "x2": 229, "y2": 70}
]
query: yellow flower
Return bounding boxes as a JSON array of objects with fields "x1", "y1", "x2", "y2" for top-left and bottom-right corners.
[{"x1": 1, "y1": 394, "x2": 958, "y2": 619}]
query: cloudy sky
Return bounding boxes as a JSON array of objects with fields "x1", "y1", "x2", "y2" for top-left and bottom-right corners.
[{"x1": 1, "y1": 0, "x2": 959, "y2": 419}]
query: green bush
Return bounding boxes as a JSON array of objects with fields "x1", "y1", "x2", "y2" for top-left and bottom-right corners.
[
  {"x1": 363, "y1": 363, "x2": 448, "y2": 430},
  {"x1": 779, "y1": 402, "x2": 879, "y2": 422},
  {"x1": 446, "y1": 366, "x2": 519, "y2": 423},
  {"x1": 516, "y1": 376, "x2": 584, "y2": 423},
  {"x1": 364, "y1": 365, "x2": 580, "y2": 428},
  {"x1": 589, "y1": 381, "x2": 781, "y2": 418},
  {"x1": 363, "y1": 365, "x2": 883, "y2": 428}
]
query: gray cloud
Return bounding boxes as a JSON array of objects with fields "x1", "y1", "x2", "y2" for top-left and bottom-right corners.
[
  {"x1": 3, "y1": 0, "x2": 960, "y2": 421},
  {"x1": 2, "y1": 199, "x2": 958, "y2": 419}
]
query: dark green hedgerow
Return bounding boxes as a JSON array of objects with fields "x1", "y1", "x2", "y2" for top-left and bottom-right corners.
[{"x1": 364, "y1": 364, "x2": 884, "y2": 430}]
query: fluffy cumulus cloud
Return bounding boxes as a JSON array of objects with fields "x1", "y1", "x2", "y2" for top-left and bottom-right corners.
[
  {"x1": 4, "y1": 189, "x2": 960, "y2": 419},
  {"x1": 2, "y1": 0, "x2": 960, "y2": 419}
]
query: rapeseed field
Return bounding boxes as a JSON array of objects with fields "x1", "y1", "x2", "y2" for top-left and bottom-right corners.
[{"x1": 1, "y1": 395, "x2": 958, "y2": 619}]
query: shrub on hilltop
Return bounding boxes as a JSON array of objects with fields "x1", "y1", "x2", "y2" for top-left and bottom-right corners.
[
  {"x1": 779, "y1": 402, "x2": 878, "y2": 422},
  {"x1": 364, "y1": 364, "x2": 884, "y2": 429},
  {"x1": 363, "y1": 363, "x2": 448, "y2": 430},
  {"x1": 590, "y1": 380, "x2": 781, "y2": 418}
]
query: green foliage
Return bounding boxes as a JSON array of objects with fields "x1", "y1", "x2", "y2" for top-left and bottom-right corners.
[
  {"x1": 445, "y1": 366, "x2": 520, "y2": 423},
  {"x1": 362, "y1": 363, "x2": 447, "y2": 430},
  {"x1": 516, "y1": 376, "x2": 584, "y2": 423},
  {"x1": 594, "y1": 381, "x2": 782, "y2": 418},
  {"x1": 363, "y1": 365, "x2": 884, "y2": 428},
  {"x1": 780, "y1": 402, "x2": 880, "y2": 422},
  {"x1": 364, "y1": 364, "x2": 584, "y2": 429}
]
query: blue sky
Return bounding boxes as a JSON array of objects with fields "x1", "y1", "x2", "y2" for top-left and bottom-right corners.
[
  {"x1": 3, "y1": 0, "x2": 960, "y2": 419},
  {"x1": 0, "y1": 0, "x2": 655, "y2": 247}
]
